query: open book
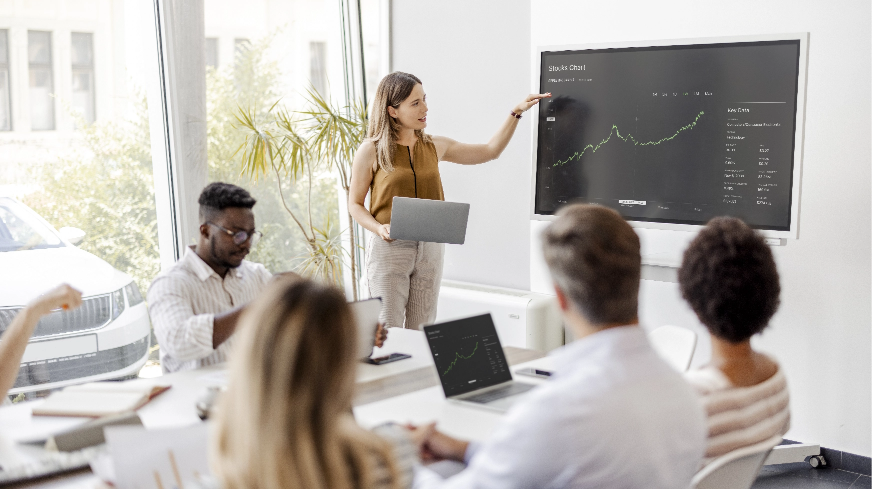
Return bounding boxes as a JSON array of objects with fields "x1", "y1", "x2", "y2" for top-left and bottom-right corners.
[{"x1": 32, "y1": 382, "x2": 171, "y2": 418}]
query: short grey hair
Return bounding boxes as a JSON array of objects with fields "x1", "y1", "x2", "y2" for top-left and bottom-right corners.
[{"x1": 541, "y1": 204, "x2": 641, "y2": 325}]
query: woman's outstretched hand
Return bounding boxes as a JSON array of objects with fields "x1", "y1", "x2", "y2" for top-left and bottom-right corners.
[{"x1": 513, "y1": 93, "x2": 551, "y2": 115}]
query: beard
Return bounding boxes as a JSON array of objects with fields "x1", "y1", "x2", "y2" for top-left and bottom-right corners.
[{"x1": 210, "y1": 235, "x2": 245, "y2": 269}]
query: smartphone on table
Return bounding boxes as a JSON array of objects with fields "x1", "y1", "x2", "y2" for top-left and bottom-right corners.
[{"x1": 364, "y1": 353, "x2": 411, "y2": 365}]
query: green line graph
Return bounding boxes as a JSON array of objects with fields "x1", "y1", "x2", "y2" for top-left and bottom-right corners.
[
  {"x1": 552, "y1": 111, "x2": 705, "y2": 167},
  {"x1": 442, "y1": 342, "x2": 479, "y2": 375}
]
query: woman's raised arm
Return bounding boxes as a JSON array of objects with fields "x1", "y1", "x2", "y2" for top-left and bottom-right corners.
[
  {"x1": 0, "y1": 284, "x2": 82, "y2": 398},
  {"x1": 435, "y1": 93, "x2": 551, "y2": 165}
]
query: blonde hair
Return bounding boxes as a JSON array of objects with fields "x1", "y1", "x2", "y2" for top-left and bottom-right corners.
[
  {"x1": 367, "y1": 71, "x2": 432, "y2": 173},
  {"x1": 212, "y1": 276, "x2": 402, "y2": 489}
]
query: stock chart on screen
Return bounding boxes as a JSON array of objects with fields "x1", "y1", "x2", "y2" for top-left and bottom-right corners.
[{"x1": 535, "y1": 40, "x2": 802, "y2": 231}]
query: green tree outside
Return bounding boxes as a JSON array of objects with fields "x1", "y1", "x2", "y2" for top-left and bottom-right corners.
[
  {"x1": 24, "y1": 95, "x2": 160, "y2": 294},
  {"x1": 207, "y1": 36, "x2": 339, "y2": 275}
]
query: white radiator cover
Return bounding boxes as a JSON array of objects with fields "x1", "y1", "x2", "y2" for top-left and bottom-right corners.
[{"x1": 435, "y1": 280, "x2": 564, "y2": 352}]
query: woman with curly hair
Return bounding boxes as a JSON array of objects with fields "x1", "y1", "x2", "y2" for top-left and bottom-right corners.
[{"x1": 679, "y1": 217, "x2": 790, "y2": 465}]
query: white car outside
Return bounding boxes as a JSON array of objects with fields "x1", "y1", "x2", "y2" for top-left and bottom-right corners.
[{"x1": 0, "y1": 196, "x2": 151, "y2": 395}]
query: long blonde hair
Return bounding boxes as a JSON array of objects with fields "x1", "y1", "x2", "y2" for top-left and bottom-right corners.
[
  {"x1": 212, "y1": 276, "x2": 401, "y2": 489},
  {"x1": 367, "y1": 71, "x2": 432, "y2": 173}
]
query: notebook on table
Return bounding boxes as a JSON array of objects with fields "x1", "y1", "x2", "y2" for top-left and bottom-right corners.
[
  {"x1": 424, "y1": 313, "x2": 535, "y2": 412},
  {"x1": 32, "y1": 381, "x2": 170, "y2": 418}
]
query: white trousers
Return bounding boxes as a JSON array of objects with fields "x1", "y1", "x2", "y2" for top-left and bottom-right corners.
[{"x1": 365, "y1": 236, "x2": 445, "y2": 329}]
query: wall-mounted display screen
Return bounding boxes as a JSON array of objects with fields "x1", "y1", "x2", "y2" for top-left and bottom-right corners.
[{"x1": 534, "y1": 38, "x2": 805, "y2": 233}]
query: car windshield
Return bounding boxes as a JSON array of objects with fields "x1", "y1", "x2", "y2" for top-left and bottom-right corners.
[{"x1": 0, "y1": 198, "x2": 65, "y2": 252}]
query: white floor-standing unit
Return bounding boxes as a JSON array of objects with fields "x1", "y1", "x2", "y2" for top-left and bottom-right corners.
[
  {"x1": 765, "y1": 443, "x2": 826, "y2": 468},
  {"x1": 435, "y1": 280, "x2": 564, "y2": 352}
]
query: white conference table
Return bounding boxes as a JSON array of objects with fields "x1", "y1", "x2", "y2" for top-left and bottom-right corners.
[{"x1": 0, "y1": 328, "x2": 555, "y2": 488}]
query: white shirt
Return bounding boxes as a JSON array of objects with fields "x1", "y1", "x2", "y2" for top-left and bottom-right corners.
[
  {"x1": 414, "y1": 326, "x2": 707, "y2": 489},
  {"x1": 147, "y1": 246, "x2": 272, "y2": 373}
]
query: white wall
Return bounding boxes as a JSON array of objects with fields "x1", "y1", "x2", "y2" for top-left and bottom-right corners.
[
  {"x1": 529, "y1": 0, "x2": 871, "y2": 457},
  {"x1": 391, "y1": 0, "x2": 532, "y2": 290},
  {"x1": 393, "y1": 0, "x2": 871, "y2": 456}
]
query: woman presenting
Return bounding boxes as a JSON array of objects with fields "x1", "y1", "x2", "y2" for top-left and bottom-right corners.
[{"x1": 349, "y1": 71, "x2": 549, "y2": 329}]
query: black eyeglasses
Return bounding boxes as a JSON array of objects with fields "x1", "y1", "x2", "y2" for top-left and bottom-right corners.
[{"x1": 207, "y1": 222, "x2": 262, "y2": 247}]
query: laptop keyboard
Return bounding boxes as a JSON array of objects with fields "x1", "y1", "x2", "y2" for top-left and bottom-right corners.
[
  {"x1": 464, "y1": 382, "x2": 535, "y2": 404},
  {"x1": 0, "y1": 446, "x2": 101, "y2": 486}
]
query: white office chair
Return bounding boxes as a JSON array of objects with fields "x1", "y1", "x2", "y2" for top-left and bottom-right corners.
[
  {"x1": 647, "y1": 325, "x2": 697, "y2": 372},
  {"x1": 692, "y1": 435, "x2": 783, "y2": 489}
]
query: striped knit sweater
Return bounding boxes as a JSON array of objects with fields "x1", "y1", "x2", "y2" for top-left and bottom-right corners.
[{"x1": 685, "y1": 362, "x2": 790, "y2": 465}]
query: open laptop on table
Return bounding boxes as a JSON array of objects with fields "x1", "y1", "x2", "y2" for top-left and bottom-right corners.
[
  {"x1": 389, "y1": 197, "x2": 470, "y2": 244},
  {"x1": 424, "y1": 314, "x2": 536, "y2": 412}
]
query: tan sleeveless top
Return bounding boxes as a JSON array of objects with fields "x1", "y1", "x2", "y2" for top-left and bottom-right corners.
[{"x1": 369, "y1": 140, "x2": 444, "y2": 224}]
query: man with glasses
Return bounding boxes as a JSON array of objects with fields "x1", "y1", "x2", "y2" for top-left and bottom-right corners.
[{"x1": 147, "y1": 182, "x2": 273, "y2": 373}]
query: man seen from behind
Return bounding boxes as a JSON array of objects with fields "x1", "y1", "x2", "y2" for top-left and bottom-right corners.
[{"x1": 412, "y1": 203, "x2": 707, "y2": 488}]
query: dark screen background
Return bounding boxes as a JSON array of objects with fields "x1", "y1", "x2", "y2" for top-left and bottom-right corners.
[
  {"x1": 535, "y1": 40, "x2": 800, "y2": 230},
  {"x1": 425, "y1": 314, "x2": 511, "y2": 397}
]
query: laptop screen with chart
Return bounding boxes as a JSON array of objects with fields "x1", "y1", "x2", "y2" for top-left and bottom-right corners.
[{"x1": 424, "y1": 314, "x2": 512, "y2": 397}]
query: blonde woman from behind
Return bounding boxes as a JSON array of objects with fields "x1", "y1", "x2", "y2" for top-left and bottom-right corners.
[{"x1": 211, "y1": 276, "x2": 415, "y2": 489}]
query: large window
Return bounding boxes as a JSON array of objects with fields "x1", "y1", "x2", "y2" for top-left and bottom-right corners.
[
  {"x1": 1, "y1": 1, "x2": 171, "y2": 398},
  {"x1": 0, "y1": 0, "x2": 384, "y2": 398},
  {"x1": 205, "y1": 1, "x2": 343, "y2": 276},
  {"x1": 0, "y1": 29, "x2": 10, "y2": 131},
  {"x1": 70, "y1": 32, "x2": 96, "y2": 125},
  {"x1": 28, "y1": 30, "x2": 54, "y2": 131}
]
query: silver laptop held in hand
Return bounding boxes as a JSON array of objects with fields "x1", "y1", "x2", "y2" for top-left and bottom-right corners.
[{"x1": 389, "y1": 197, "x2": 470, "y2": 244}]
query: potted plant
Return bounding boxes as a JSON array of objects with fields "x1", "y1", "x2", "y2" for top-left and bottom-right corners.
[{"x1": 234, "y1": 88, "x2": 367, "y2": 298}]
